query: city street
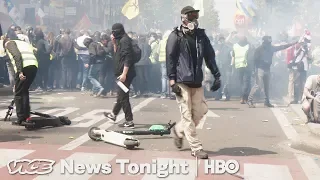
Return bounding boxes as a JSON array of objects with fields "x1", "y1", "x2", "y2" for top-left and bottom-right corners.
[{"x1": 0, "y1": 91, "x2": 320, "y2": 179}]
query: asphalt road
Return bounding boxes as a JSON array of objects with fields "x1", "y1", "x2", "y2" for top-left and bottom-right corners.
[{"x1": 0, "y1": 91, "x2": 319, "y2": 180}]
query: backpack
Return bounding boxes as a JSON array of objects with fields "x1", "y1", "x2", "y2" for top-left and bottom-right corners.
[{"x1": 131, "y1": 38, "x2": 141, "y2": 63}]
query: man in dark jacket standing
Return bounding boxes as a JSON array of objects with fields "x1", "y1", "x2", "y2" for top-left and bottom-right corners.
[
  {"x1": 34, "y1": 28, "x2": 51, "y2": 91},
  {"x1": 59, "y1": 29, "x2": 76, "y2": 90},
  {"x1": 134, "y1": 35, "x2": 151, "y2": 96},
  {"x1": 167, "y1": 6, "x2": 221, "y2": 159},
  {"x1": 247, "y1": 36, "x2": 297, "y2": 108},
  {"x1": 104, "y1": 23, "x2": 136, "y2": 128},
  {"x1": 84, "y1": 38, "x2": 105, "y2": 97}
]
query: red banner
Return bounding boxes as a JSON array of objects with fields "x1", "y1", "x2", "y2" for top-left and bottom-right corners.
[{"x1": 74, "y1": 14, "x2": 91, "y2": 30}]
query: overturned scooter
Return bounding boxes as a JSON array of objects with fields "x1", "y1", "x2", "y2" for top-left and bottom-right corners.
[
  {"x1": 3, "y1": 100, "x2": 71, "y2": 130},
  {"x1": 88, "y1": 120, "x2": 176, "y2": 150}
]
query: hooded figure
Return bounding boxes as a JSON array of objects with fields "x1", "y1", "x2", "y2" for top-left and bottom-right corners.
[
  {"x1": 247, "y1": 35, "x2": 298, "y2": 108},
  {"x1": 103, "y1": 23, "x2": 136, "y2": 128},
  {"x1": 112, "y1": 23, "x2": 126, "y2": 40}
]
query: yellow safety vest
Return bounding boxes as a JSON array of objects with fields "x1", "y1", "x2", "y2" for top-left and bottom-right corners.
[
  {"x1": 158, "y1": 38, "x2": 168, "y2": 62},
  {"x1": 150, "y1": 41, "x2": 160, "y2": 64},
  {"x1": 0, "y1": 40, "x2": 6, "y2": 57},
  {"x1": 233, "y1": 43, "x2": 249, "y2": 69},
  {"x1": 6, "y1": 40, "x2": 38, "y2": 73}
]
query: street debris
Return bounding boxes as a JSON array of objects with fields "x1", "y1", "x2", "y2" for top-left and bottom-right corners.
[
  {"x1": 262, "y1": 120, "x2": 269, "y2": 122},
  {"x1": 28, "y1": 141, "x2": 31, "y2": 145},
  {"x1": 69, "y1": 136, "x2": 74, "y2": 139},
  {"x1": 206, "y1": 128, "x2": 212, "y2": 130},
  {"x1": 230, "y1": 116, "x2": 236, "y2": 119}
]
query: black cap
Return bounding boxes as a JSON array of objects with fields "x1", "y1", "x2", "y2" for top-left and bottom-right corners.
[{"x1": 181, "y1": 6, "x2": 199, "y2": 14}]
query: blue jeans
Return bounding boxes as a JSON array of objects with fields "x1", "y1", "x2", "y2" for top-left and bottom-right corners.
[
  {"x1": 160, "y1": 62, "x2": 169, "y2": 95},
  {"x1": 88, "y1": 64, "x2": 103, "y2": 93},
  {"x1": 77, "y1": 54, "x2": 90, "y2": 88}
]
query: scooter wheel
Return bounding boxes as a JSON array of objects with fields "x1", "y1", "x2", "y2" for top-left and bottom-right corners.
[
  {"x1": 88, "y1": 127, "x2": 101, "y2": 141},
  {"x1": 60, "y1": 117, "x2": 71, "y2": 125},
  {"x1": 124, "y1": 139, "x2": 140, "y2": 149}
]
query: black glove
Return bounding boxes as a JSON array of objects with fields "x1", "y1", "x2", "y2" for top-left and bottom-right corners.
[
  {"x1": 211, "y1": 78, "x2": 221, "y2": 92},
  {"x1": 171, "y1": 84, "x2": 182, "y2": 97}
]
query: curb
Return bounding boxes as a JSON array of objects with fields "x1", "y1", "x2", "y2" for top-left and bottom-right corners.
[
  {"x1": 289, "y1": 104, "x2": 307, "y2": 121},
  {"x1": 307, "y1": 123, "x2": 320, "y2": 137},
  {"x1": 290, "y1": 138, "x2": 320, "y2": 155},
  {"x1": 289, "y1": 104, "x2": 320, "y2": 138}
]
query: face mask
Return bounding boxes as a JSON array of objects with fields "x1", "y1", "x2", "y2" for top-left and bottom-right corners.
[
  {"x1": 112, "y1": 29, "x2": 123, "y2": 39},
  {"x1": 181, "y1": 14, "x2": 199, "y2": 31}
]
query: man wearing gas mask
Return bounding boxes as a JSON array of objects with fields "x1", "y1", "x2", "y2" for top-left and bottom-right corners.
[
  {"x1": 247, "y1": 36, "x2": 297, "y2": 108},
  {"x1": 166, "y1": 6, "x2": 221, "y2": 159}
]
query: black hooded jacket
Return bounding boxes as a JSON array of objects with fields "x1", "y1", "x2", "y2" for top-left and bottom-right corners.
[
  {"x1": 83, "y1": 38, "x2": 106, "y2": 65},
  {"x1": 113, "y1": 33, "x2": 135, "y2": 78},
  {"x1": 166, "y1": 26, "x2": 220, "y2": 87},
  {"x1": 254, "y1": 41, "x2": 295, "y2": 70}
]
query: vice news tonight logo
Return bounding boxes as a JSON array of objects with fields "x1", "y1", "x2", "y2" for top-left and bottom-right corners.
[{"x1": 7, "y1": 159, "x2": 55, "y2": 175}]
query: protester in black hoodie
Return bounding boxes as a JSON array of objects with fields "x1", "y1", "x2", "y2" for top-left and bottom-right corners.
[
  {"x1": 247, "y1": 36, "x2": 297, "y2": 108},
  {"x1": 83, "y1": 37, "x2": 105, "y2": 97},
  {"x1": 104, "y1": 23, "x2": 136, "y2": 128}
]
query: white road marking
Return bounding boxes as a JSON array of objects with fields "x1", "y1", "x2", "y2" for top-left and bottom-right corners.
[
  {"x1": 70, "y1": 109, "x2": 112, "y2": 128},
  {"x1": 244, "y1": 163, "x2": 293, "y2": 180},
  {"x1": 58, "y1": 98, "x2": 156, "y2": 150},
  {"x1": 270, "y1": 108, "x2": 300, "y2": 141},
  {"x1": 141, "y1": 158, "x2": 197, "y2": 180},
  {"x1": 34, "y1": 152, "x2": 116, "y2": 180},
  {"x1": 0, "y1": 107, "x2": 78, "y2": 120},
  {"x1": 197, "y1": 110, "x2": 220, "y2": 129},
  {"x1": 295, "y1": 154, "x2": 320, "y2": 180},
  {"x1": 271, "y1": 107, "x2": 320, "y2": 179},
  {"x1": 40, "y1": 108, "x2": 79, "y2": 117},
  {"x1": 0, "y1": 149, "x2": 35, "y2": 168}
]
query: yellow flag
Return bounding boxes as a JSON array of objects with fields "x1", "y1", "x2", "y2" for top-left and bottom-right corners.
[{"x1": 122, "y1": 0, "x2": 139, "y2": 20}]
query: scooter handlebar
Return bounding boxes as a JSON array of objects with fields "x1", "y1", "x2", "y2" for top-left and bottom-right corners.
[{"x1": 167, "y1": 121, "x2": 176, "y2": 131}]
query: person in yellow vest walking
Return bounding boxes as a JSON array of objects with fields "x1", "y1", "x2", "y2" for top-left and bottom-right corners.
[
  {"x1": 157, "y1": 30, "x2": 171, "y2": 98},
  {"x1": 149, "y1": 33, "x2": 161, "y2": 93},
  {"x1": 231, "y1": 35, "x2": 254, "y2": 104},
  {"x1": 3, "y1": 31, "x2": 38, "y2": 125}
]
